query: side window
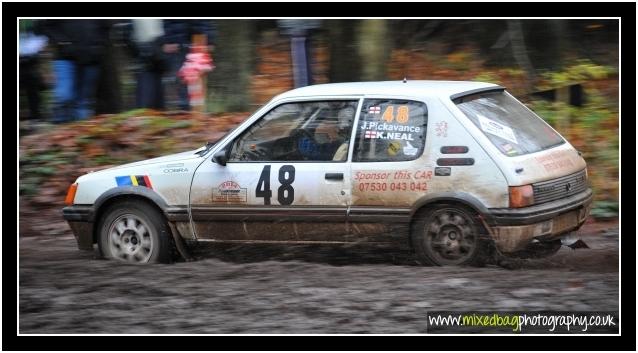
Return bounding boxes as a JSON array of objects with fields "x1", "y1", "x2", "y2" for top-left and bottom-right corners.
[
  {"x1": 353, "y1": 99, "x2": 427, "y2": 162},
  {"x1": 229, "y1": 100, "x2": 358, "y2": 162}
]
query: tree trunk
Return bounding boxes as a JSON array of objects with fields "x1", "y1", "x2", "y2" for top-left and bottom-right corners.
[
  {"x1": 357, "y1": 19, "x2": 390, "y2": 81},
  {"x1": 507, "y1": 19, "x2": 536, "y2": 91},
  {"x1": 208, "y1": 20, "x2": 255, "y2": 112},
  {"x1": 547, "y1": 20, "x2": 570, "y2": 70},
  {"x1": 327, "y1": 20, "x2": 361, "y2": 82}
]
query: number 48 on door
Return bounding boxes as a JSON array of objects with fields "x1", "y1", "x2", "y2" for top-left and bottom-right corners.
[{"x1": 256, "y1": 165, "x2": 295, "y2": 205}]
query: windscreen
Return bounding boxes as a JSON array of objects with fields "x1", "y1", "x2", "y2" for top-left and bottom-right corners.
[{"x1": 455, "y1": 91, "x2": 564, "y2": 156}]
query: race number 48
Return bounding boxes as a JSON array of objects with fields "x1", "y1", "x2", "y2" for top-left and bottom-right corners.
[
  {"x1": 256, "y1": 165, "x2": 295, "y2": 205},
  {"x1": 382, "y1": 105, "x2": 410, "y2": 124}
]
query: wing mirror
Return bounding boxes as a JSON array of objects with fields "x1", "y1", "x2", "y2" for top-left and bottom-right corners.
[{"x1": 212, "y1": 149, "x2": 229, "y2": 166}]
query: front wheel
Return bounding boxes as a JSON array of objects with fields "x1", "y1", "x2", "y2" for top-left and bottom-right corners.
[
  {"x1": 97, "y1": 200, "x2": 172, "y2": 264},
  {"x1": 411, "y1": 205, "x2": 490, "y2": 266}
]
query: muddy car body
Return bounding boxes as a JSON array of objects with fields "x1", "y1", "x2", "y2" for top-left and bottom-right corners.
[{"x1": 62, "y1": 81, "x2": 592, "y2": 265}]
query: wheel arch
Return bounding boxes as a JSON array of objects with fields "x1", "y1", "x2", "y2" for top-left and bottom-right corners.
[
  {"x1": 90, "y1": 186, "x2": 173, "y2": 244},
  {"x1": 409, "y1": 192, "x2": 494, "y2": 228}
]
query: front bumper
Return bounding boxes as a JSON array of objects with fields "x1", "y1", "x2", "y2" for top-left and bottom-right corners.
[
  {"x1": 485, "y1": 189, "x2": 593, "y2": 253},
  {"x1": 62, "y1": 205, "x2": 95, "y2": 250}
]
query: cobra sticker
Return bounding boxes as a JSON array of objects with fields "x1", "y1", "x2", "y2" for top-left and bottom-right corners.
[
  {"x1": 161, "y1": 163, "x2": 189, "y2": 174},
  {"x1": 116, "y1": 175, "x2": 153, "y2": 189},
  {"x1": 212, "y1": 180, "x2": 247, "y2": 203},
  {"x1": 478, "y1": 114, "x2": 518, "y2": 144}
]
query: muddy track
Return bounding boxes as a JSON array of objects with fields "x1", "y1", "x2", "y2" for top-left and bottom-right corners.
[{"x1": 19, "y1": 219, "x2": 619, "y2": 334}]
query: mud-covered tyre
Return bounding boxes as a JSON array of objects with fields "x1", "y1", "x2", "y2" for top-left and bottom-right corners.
[
  {"x1": 411, "y1": 205, "x2": 490, "y2": 266},
  {"x1": 506, "y1": 239, "x2": 562, "y2": 259},
  {"x1": 97, "y1": 200, "x2": 172, "y2": 264}
]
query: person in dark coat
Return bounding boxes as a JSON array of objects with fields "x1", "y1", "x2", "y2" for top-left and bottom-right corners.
[
  {"x1": 121, "y1": 19, "x2": 168, "y2": 110},
  {"x1": 41, "y1": 20, "x2": 111, "y2": 122},
  {"x1": 19, "y1": 20, "x2": 48, "y2": 122},
  {"x1": 162, "y1": 20, "x2": 216, "y2": 111}
]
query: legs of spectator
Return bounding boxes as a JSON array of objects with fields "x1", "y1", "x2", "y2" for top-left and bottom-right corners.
[
  {"x1": 153, "y1": 71, "x2": 166, "y2": 110},
  {"x1": 136, "y1": 70, "x2": 165, "y2": 110},
  {"x1": 75, "y1": 65, "x2": 100, "y2": 120},
  {"x1": 52, "y1": 60, "x2": 76, "y2": 123},
  {"x1": 20, "y1": 57, "x2": 44, "y2": 121},
  {"x1": 135, "y1": 71, "x2": 151, "y2": 109},
  {"x1": 177, "y1": 79, "x2": 190, "y2": 111},
  {"x1": 165, "y1": 51, "x2": 190, "y2": 111}
]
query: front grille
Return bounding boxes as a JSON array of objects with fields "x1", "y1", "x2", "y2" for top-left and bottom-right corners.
[{"x1": 532, "y1": 169, "x2": 588, "y2": 205}]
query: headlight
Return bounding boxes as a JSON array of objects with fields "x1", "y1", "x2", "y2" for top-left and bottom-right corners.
[{"x1": 509, "y1": 185, "x2": 534, "y2": 208}]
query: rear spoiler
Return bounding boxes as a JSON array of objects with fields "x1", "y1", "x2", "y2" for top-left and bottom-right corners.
[{"x1": 450, "y1": 86, "x2": 506, "y2": 104}]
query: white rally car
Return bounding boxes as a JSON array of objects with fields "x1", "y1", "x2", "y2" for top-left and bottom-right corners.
[{"x1": 63, "y1": 81, "x2": 592, "y2": 265}]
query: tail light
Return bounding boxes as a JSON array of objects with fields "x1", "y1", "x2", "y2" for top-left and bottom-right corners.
[
  {"x1": 509, "y1": 185, "x2": 534, "y2": 208},
  {"x1": 65, "y1": 183, "x2": 78, "y2": 205}
]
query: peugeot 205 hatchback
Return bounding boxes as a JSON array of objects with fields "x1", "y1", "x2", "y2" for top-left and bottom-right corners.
[{"x1": 62, "y1": 81, "x2": 592, "y2": 266}]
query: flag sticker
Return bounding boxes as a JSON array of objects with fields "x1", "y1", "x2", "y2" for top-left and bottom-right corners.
[
  {"x1": 364, "y1": 130, "x2": 379, "y2": 139},
  {"x1": 116, "y1": 175, "x2": 153, "y2": 189},
  {"x1": 368, "y1": 106, "x2": 381, "y2": 114},
  {"x1": 142, "y1": 175, "x2": 153, "y2": 189}
]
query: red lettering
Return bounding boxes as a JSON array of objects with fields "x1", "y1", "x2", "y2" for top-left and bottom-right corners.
[{"x1": 415, "y1": 170, "x2": 433, "y2": 180}]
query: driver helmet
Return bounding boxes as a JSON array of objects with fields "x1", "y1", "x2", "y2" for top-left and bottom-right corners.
[{"x1": 337, "y1": 106, "x2": 354, "y2": 130}]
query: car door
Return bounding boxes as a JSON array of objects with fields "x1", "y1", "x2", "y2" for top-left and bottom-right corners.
[{"x1": 189, "y1": 98, "x2": 361, "y2": 242}]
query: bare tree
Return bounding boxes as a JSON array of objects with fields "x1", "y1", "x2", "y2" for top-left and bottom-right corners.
[
  {"x1": 327, "y1": 20, "x2": 361, "y2": 82},
  {"x1": 357, "y1": 19, "x2": 390, "y2": 81},
  {"x1": 507, "y1": 19, "x2": 536, "y2": 91},
  {"x1": 209, "y1": 20, "x2": 255, "y2": 112}
]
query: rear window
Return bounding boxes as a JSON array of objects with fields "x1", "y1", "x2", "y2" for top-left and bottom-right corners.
[{"x1": 455, "y1": 91, "x2": 564, "y2": 156}]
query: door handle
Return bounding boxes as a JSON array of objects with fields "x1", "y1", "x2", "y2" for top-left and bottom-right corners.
[{"x1": 325, "y1": 173, "x2": 344, "y2": 181}]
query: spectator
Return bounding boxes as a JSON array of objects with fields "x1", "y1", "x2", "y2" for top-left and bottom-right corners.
[
  {"x1": 42, "y1": 20, "x2": 111, "y2": 123},
  {"x1": 162, "y1": 20, "x2": 216, "y2": 111},
  {"x1": 123, "y1": 19, "x2": 168, "y2": 110},
  {"x1": 19, "y1": 20, "x2": 48, "y2": 122}
]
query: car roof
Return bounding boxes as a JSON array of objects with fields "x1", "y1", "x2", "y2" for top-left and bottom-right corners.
[{"x1": 275, "y1": 80, "x2": 501, "y2": 100}]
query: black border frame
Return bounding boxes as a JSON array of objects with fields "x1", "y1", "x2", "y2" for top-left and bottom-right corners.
[{"x1": 6, "y1": 2, "x2": 635, "y2": 351}]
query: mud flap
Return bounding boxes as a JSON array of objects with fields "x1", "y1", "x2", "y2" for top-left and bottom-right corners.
[
  {"x1": 561, "y1": 233, "x2": 590, "y2": 249},
  {"x1": 168, "y1": 222, "x2": 195, "y2": 261}
]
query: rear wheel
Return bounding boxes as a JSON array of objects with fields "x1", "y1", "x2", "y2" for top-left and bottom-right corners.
[
  {"x1": 98, "y1": 200, "x2": 172, "y2": 264},
  {"x1": 411, "y1": 205, "x2": 490, "y2": 266}
]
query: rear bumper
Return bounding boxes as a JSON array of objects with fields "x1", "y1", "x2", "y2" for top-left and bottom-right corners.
[
  {"x1": 62, "y1": 206, "x2": 94, "y2": 250},
  {"x1": 485, "y1": 189, "x2": 593, "y2": 253}
]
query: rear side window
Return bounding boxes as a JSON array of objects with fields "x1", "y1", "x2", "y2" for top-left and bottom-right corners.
[
  {"x1": 353, "y1": 99, "x2": 427, "y2": 162},
  {"x1": 455, "y1": 91, "x2": 564, "y2": 156}
]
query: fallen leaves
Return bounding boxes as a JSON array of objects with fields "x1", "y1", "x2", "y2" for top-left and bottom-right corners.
[{"x1": 19, "y1": 110, "x2": 250, "y2": 210}]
